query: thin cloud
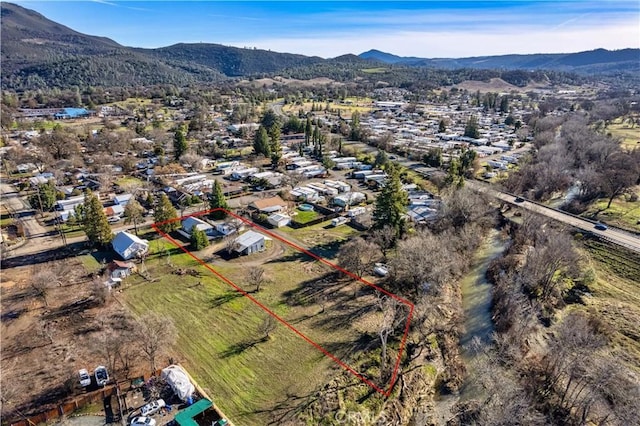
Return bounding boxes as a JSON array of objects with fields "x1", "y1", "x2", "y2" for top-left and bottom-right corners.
[{"x1": 91, "y1": 0, "x2": 118, "y2": 6}]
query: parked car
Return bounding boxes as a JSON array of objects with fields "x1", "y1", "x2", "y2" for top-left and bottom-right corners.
[
  {"x1": 108, "y1": 216, "x2": 121, "y2": 224},
  {"x1": 373, "y1": 263, "x2": 389, "y2": 277},
  {"x1": 595, "y1": 223, "x2": 608, "y2": 231},
  {"x1": 78, "y1": 369, "x2": 91, "y2": 387},
  {"x1": 94, "y1": 366, "x2": 109, "y2": 386},
  {"x1": 140, "y1": 399, "x2": 166, "y2": 417},
  {"x1": 130, "y1": 417, "x2": 156, "y2": 426}
]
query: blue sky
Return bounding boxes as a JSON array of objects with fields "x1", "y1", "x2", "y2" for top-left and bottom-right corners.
[{"x1": 12, "y1": 1, "x2": 640, "y2": 58}]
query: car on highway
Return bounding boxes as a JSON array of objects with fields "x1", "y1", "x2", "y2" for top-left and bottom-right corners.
[
  {"x1": 130, "y1": 417, "x2": 156, "y2": 426},
  {"x1": 594, "y1": 223, "x2": 608, "y2": 231},
  {"x1": 140, "y1": 399, "x2": 166, "y2": 417},
  {"x1": 94, "y1": 366, "x2": 109, "y2": 386},
  {"x1": 78, "y1": 369, "x2": 91, "y2": 387},
  {"x1": 514, "y1": 196, "x2": 525, "y2": 203}
]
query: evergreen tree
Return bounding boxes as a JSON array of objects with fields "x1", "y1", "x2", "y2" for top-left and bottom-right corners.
[
  {"x1": 350, "y1": 111, "x2": 361, "y2": 140},
  {"x1": 269, "y1": 125, "x2": 282, "y2": 168},
  {"x1": 28, "y1": 180, "x2": 57, "y2": 212},
  {"x1": 438, "y1": 119, "x2": 447, "y2": 133},
  {"x1": 208, "y1": 180, "x2": 228, "y2": 220},
  {"x1": 253, "y1": 126, "x2": 271, "y2": 158},
  {"x1": 464, "y1": 115, "x2": 480, "y2": 139},
  {"x1": 500, "y1": 95, "x2": 509, "y2": 113},
  {"x1": 154, "y1": 193, "x2": 180, "y2": 233},
  {"x1": 260, "y1": 109, "x2": 279, "y2": 130},
  {"x1": 123, "y1": 198, "x2": 145, "y2": 235},
  {"x1": 173, "y1": 127, "x2": 187, "y2": 160},
  {"x1": 190, "y1": 227, "x2": 209, "y2": 251},
  {"x1": 304, "y1": 116, "x2": 312, "y2": 146},
  {"x1": 374, "y1": 150, "x2": 389, "y2": 169},
  {"x1": 82, "y1": 190, "x2": 113, "y2": 247},
  {"x1": 423, "y1": 148, "x2": 443, "y2": 168},
  {"x1": 372, "y1": 164, "x2": 408, "y2": 237}
]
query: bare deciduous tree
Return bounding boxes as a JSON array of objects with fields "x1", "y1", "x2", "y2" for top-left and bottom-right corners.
[
  {"x1": 246, "y1": 266, "x2": 267, "y2": 292},
  {"x1": 257, "y1": 315, "x2": 277, "y2": 340},
  {"x1": 134, "y1": 313, "x2": 177, "y2": 373},
  {"x1": 369, "y1": 225, "x2": 396, "y2": 260},
  {"x1": 336, "y1": 237, "x2": 377, "y2": 278},
  {"x1": 31, "y1": 267, "x2": 60, "y2": 307}
]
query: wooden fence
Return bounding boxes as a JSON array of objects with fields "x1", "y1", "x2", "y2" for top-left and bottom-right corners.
[{"x1": 8, "y1": 386, "x2": 117, "y2": 426}]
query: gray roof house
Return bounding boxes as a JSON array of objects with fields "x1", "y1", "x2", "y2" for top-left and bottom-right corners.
[
  {"x1": 112, "y1": 231, "x2": 149, "y2": 260},
  {"x1": 181, "y1": 216, "x2": 214, "y2": 235},
  {"x1": 233, "y1": 230, "x2": 266, "y2": 255}
]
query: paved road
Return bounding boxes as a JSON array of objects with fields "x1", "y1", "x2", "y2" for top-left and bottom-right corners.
[
  {"x1": 0, "y1": 181, "x2": 49, "y2": 238},
  {"x1": 466, "y1": 180, "x2": 640, "y2": 253}
]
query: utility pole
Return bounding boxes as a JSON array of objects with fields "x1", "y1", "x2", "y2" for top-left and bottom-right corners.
[{"x1": 55, "y1": 210, "x2": 67, "y2": 247}]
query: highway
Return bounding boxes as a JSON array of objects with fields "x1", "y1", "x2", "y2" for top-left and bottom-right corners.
[{"x1": 466, "y1": 180, "x2": 640, "y2": 253}]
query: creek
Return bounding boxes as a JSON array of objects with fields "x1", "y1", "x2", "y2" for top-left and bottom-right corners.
[{"x1": 458, "y1": 229, "x2": 508, "y2": 399}]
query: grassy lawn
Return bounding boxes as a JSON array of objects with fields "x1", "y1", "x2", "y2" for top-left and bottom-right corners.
[
  {"x1": 59, "y1": 223, "x2": 86, "y2": 238},
  {"x1": 0, "y1": 214, "x2": 14, "y2": 227},
  {"x1": 116, "y1": 176, "x2": 145, "y2": 188},
  {"x1": 118, "y1": 225, "x2": 388, "y2": 425},
  {"x1": 282, "y1": 98, "x2": 373, "y2": 118},
  {"x1": 292, "y1": 209, "x2": 318, "y2": 224},
  {"x1": 608, "y1": 120, "x2": 639, "y2": 149},
  {"x1": 578, "y1": 237, "x2": 640, "y2": 373},
  {"x1": 582, "y1": 189, "x2": 640, "y2": 232}
]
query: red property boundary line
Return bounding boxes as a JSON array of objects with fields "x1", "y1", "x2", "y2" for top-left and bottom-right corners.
[{"x1": 152, "y1": 208, "x2": 415, "y2": 397}]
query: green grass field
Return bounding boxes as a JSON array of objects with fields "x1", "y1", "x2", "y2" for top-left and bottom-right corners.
[
  {"x1": 582, "y1": 188, "x2": 640, "y2": 232},
  {"x1": 119, "y1": 225, "x2": 387, "y2": 424},
  {"x1": 608, "y1": 120, "x2": 639, "y2": 149},
  {"x1": 361, "y1": 67, "x2": 388, "y2": 74},
  {"x1": 292, "y1": 209, "x2": 318, "y2": 224}
]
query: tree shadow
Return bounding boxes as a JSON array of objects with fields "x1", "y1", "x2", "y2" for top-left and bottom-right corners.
[
  {"x1": 42, "y1": 297, "x2": 100, "y2": 320},
  {"x1": 209, "y1": 291, "x2": 245, "y2": 308},
  {"x1": 219, "y1": 337, "x2": 267, "y2": 358}
]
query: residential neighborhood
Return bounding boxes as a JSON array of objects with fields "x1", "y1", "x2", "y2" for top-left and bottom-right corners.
[{"x1": 1, "y1": 2, "x2": 639, "y2": 425}]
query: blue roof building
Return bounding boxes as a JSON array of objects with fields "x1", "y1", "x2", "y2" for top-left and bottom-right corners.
[{"x1": 54, "y1": 108, "x2": 91, "y2": 119}]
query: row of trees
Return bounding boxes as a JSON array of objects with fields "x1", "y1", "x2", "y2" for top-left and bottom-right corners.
[
  {"x1": 504, "y1": 114, "x2": 640, "y2": 209},
  {"x1": 450, "y1": 214, "x2": 640, "y2": 425}
]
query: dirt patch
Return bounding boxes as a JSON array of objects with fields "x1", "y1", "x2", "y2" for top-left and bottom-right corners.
[{"x1": 1, "y1": 258, "x2": 148, "y2": 422}]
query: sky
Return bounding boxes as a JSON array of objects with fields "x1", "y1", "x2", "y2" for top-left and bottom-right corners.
[{"x1": 11, "y1": 1, "x2": 640, "y2": 58}]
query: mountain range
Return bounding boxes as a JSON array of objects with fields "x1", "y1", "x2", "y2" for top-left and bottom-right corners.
[
  {"x1": 1, "y1": 2, "x2": 638, "y2": 91},
  {"x1": 358, "y1": 49, "x2": 640, "y2": 74}
]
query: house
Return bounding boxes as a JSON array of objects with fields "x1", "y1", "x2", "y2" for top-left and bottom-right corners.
[
  {"x1": 214, "y1": 219, "x2": 243, "y2": 236},
  {"x1": 181, "y1": 216, "x2": 214, "y2": 236},
  {"x1": 332, "y1": 192, "x2": 366, "y2": 207},
  {"x1": 56, "y1": 195, "x2": 85, "y2": 212},
  {"x1": 112, "y1": 231, "x2": 149, "y2": 260},
  {"x1": 233, "y1": 231, "x2": 266, "y2": 255},
  {"x1": 104, "y1": 205, "x2": 125, "y2": 217},
  {"x1": 113, "y1": 194, "x2": 133, "y2": 206},
  {"x1": 248, "y1": 196, "x2": 287, "y2": 214},
  {"x1": 108, "y1": 260, "x2": 136, "y2": 279},
  {"x1": 267, "y1": 213, "x2": 291, "y2": 228}
]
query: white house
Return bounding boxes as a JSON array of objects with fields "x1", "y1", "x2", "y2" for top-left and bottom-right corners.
[
  {"x1": 267, "y1": 213, "x2": 291, "y2": 228},
  {"x1": 112, "y1": 231, "x2": 149, "y2": 260},
  {"x1": 113, "y1": 194, "x2": 133, "y2": 206},
  {"x1": 233, "y1": 231, "x2": 266, "y2": 255},
  {"x1": 182, "y1": 216, "x2": 213, "y2": 234}
]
